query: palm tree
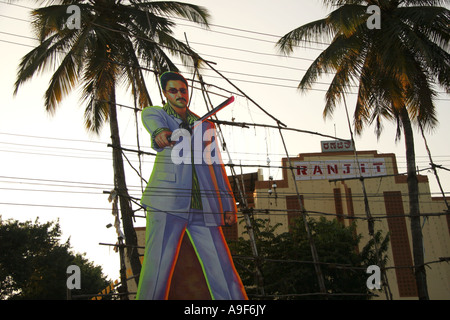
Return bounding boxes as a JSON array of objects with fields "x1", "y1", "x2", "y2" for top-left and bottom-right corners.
[
  {"x1": 13, "y1": 0, "x2": 210, "y2": 290},
  {"x1": 277, "y1": 0, "x2": 449, "y2": 300}
]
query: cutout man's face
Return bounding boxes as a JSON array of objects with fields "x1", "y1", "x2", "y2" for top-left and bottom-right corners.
[{"x1": 163, "y1": 80, "x2": 189, "y2": 109}]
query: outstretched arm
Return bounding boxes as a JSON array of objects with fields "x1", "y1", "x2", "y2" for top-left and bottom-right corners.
[{"x1": 141, "y1": 107, "x2": 174, "y2": 151}]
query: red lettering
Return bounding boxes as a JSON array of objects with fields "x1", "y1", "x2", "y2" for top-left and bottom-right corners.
[
  {"x1": 360, "y1": 163, "x2": 366, "y2": 173},
  {"x1": 343, "y1": 163, "x2": 351, "y2": 174},
  {"x1": 327, "y1": 164, "x2": 338, "y2": 175},
  {"x1": 297, "y1": 165, "x2": 307, "y2": 176},
  {"x1": 313, "y1": 165, "x2": 323, "y2": 175},
  {"x1": 373, "y1": 162, "x2": 383, "y2": 172}
]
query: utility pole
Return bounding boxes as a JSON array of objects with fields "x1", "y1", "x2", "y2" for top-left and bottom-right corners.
[
  {"x1": 108, "y1": 87, "x2": 142, "y2": 288},
  {"x1": 278, "y1": 125, "x2": 327, "y2": 296},
  {"x1": 117, "y1": 237, "x2": 130, "y2": 300}
]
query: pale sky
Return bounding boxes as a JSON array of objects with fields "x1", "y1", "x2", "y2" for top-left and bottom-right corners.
[{"x1": 1, "y1": 0, "x2": 449, "y2": 283}]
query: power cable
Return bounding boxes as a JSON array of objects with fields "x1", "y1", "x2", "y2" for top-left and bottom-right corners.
[
  {"x1": 2, "y1": 1, "x2": 450, "y2": 299},
  {"x1": 1, "y1": 25, "x2": 449, "y2": 98}
]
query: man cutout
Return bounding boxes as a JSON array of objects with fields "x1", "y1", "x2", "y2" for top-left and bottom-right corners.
[{"x1": 136, "y1": 72, "x2": 248, "y2": 300}]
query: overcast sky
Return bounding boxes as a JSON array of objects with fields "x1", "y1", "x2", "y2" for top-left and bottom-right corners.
[{"x1": 1, "y1": 0, "x2": 449, "y2": 283}]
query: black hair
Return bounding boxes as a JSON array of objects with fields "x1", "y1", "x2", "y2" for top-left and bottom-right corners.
[{"x1": 160, "y1": 72, "x2": 188, "y2": 91}]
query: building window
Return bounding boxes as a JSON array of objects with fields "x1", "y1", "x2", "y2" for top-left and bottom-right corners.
[
  {"x1": 384, "y1": 191, "x2": 418, "y2": 297},
  {"x1": 344, "y1": 187, "x2": 355, "y2": 220},
  {"x1": 333, "y1": 188, "x2": 345, "y2": 225},
  {"x1": 286, "y1": 195, "x2": 304, "y2": 232}
]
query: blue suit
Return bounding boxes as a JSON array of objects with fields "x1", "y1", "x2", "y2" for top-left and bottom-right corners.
[
  {"x1": 136, "y1": 105, "x2": 247, "y2": 300},
  {"x1": 140, "y1": 105, "x2": 237, "y2": 226}
]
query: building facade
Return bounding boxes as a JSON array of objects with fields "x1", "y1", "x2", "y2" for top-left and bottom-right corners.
[
  {"x1": 228, "y1": 147, "x2": 449, "y2": 300},
  {"x1": 123, "y1": 147, "x2": 449, "y2": 300}
]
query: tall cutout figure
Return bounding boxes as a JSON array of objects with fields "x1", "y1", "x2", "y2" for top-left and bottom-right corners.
[{"x1": 136, "y1": 72, "x2": 247, "y2": 300}]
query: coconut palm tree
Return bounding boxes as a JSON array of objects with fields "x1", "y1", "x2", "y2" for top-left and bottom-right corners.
[
  {"x1": 13, "y1": 0, "x2": 210, "y2": 290},
  {"x1": 277, "y1": 0, "x2": 449, "y2": 300}
]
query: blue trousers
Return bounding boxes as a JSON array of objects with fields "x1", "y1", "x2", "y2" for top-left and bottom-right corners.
[{"x1": 136, "y1": 209, "x2": 247, "y2": 300}]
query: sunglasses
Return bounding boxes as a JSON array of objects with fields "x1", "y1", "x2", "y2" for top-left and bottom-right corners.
[{"x1": 166, "y1": 88, "x2": 188, "y2": 94}]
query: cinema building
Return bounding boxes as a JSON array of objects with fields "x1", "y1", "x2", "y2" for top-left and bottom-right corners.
[
  {"x1": 123, "y1": 142, "x2": 449, "y2": 300},
  {"x1": 227, "y1": 142, "x2": 450, "y2": 300}
]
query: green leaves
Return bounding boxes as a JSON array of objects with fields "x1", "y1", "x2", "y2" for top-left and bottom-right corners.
[
  {"x1": 14, "y1": 0, "x2": 210, "y2": 134},
  {"x1": 0, "y1": 217, "x2": 110, "y2": 300},
  {"x1": 231, "y1": 217, "x2": 388, "y2": 299},
  {"x1": 277, "y1": 0, "x2": 449, "y2": 137}
]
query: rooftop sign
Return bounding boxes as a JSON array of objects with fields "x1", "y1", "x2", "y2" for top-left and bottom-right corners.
[
  {"x1": 294, "y1": 158, "x2": 386, "y2": 181},
  {"x1": 321, "y1": 140, "x2": 354, "y2": 152}
]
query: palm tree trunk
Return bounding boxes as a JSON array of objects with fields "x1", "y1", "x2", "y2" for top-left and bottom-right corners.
[
  {"x1": 399, "y1": 106, "x2": 429, "y2": 300},
  {"x1": 109, "y1": 86, "x2": 142, "y2": 289}
]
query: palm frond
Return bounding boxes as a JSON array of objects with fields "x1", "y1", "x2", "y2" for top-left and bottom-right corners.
[
  {"x1": 281, "y1": 0, "x2": 448, "y2": 140},
  {"x1": 276, "y1": 18, "x2": 332, "y2": 55},
  {"x1": 135, "y1": 1, "x2": 210, "y2": 28},
  {"x1": 326, "y1": 4, "x2": 368, "y2": 37},
  {"x1": 13, "y1": 0, "x2": 211, "y2": 134},
  {"x1": 14, "y1": 34, "x2": 58, "y2": 95},
  {"x1": 44, "y1": 52, "x2": 78, "y2": 114}
]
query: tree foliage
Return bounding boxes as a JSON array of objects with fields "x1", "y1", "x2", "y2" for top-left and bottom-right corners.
[
  {"x1": 0, "y1": 216, "x2": 110, "y2": 300},
  {"x1": 12, "y1": 0, "x2": 210, "y2": 288},
  {"x1": 276, "y1": 0, "x2": 449, "y2": 300},
  {"x1": 231, "y1": 217, "x2": 389, "y2": 300},
  {"x1": 14, "y1": 0, "x2": 210, "y2": 134}
]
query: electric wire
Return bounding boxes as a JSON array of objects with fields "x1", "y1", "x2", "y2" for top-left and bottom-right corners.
[
  {"x1": 1, "y1": 9, "x2": 449, "y2": 98},
  {"x1": 2, "y1": 1, "x2": 450, "y2": 299}
]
